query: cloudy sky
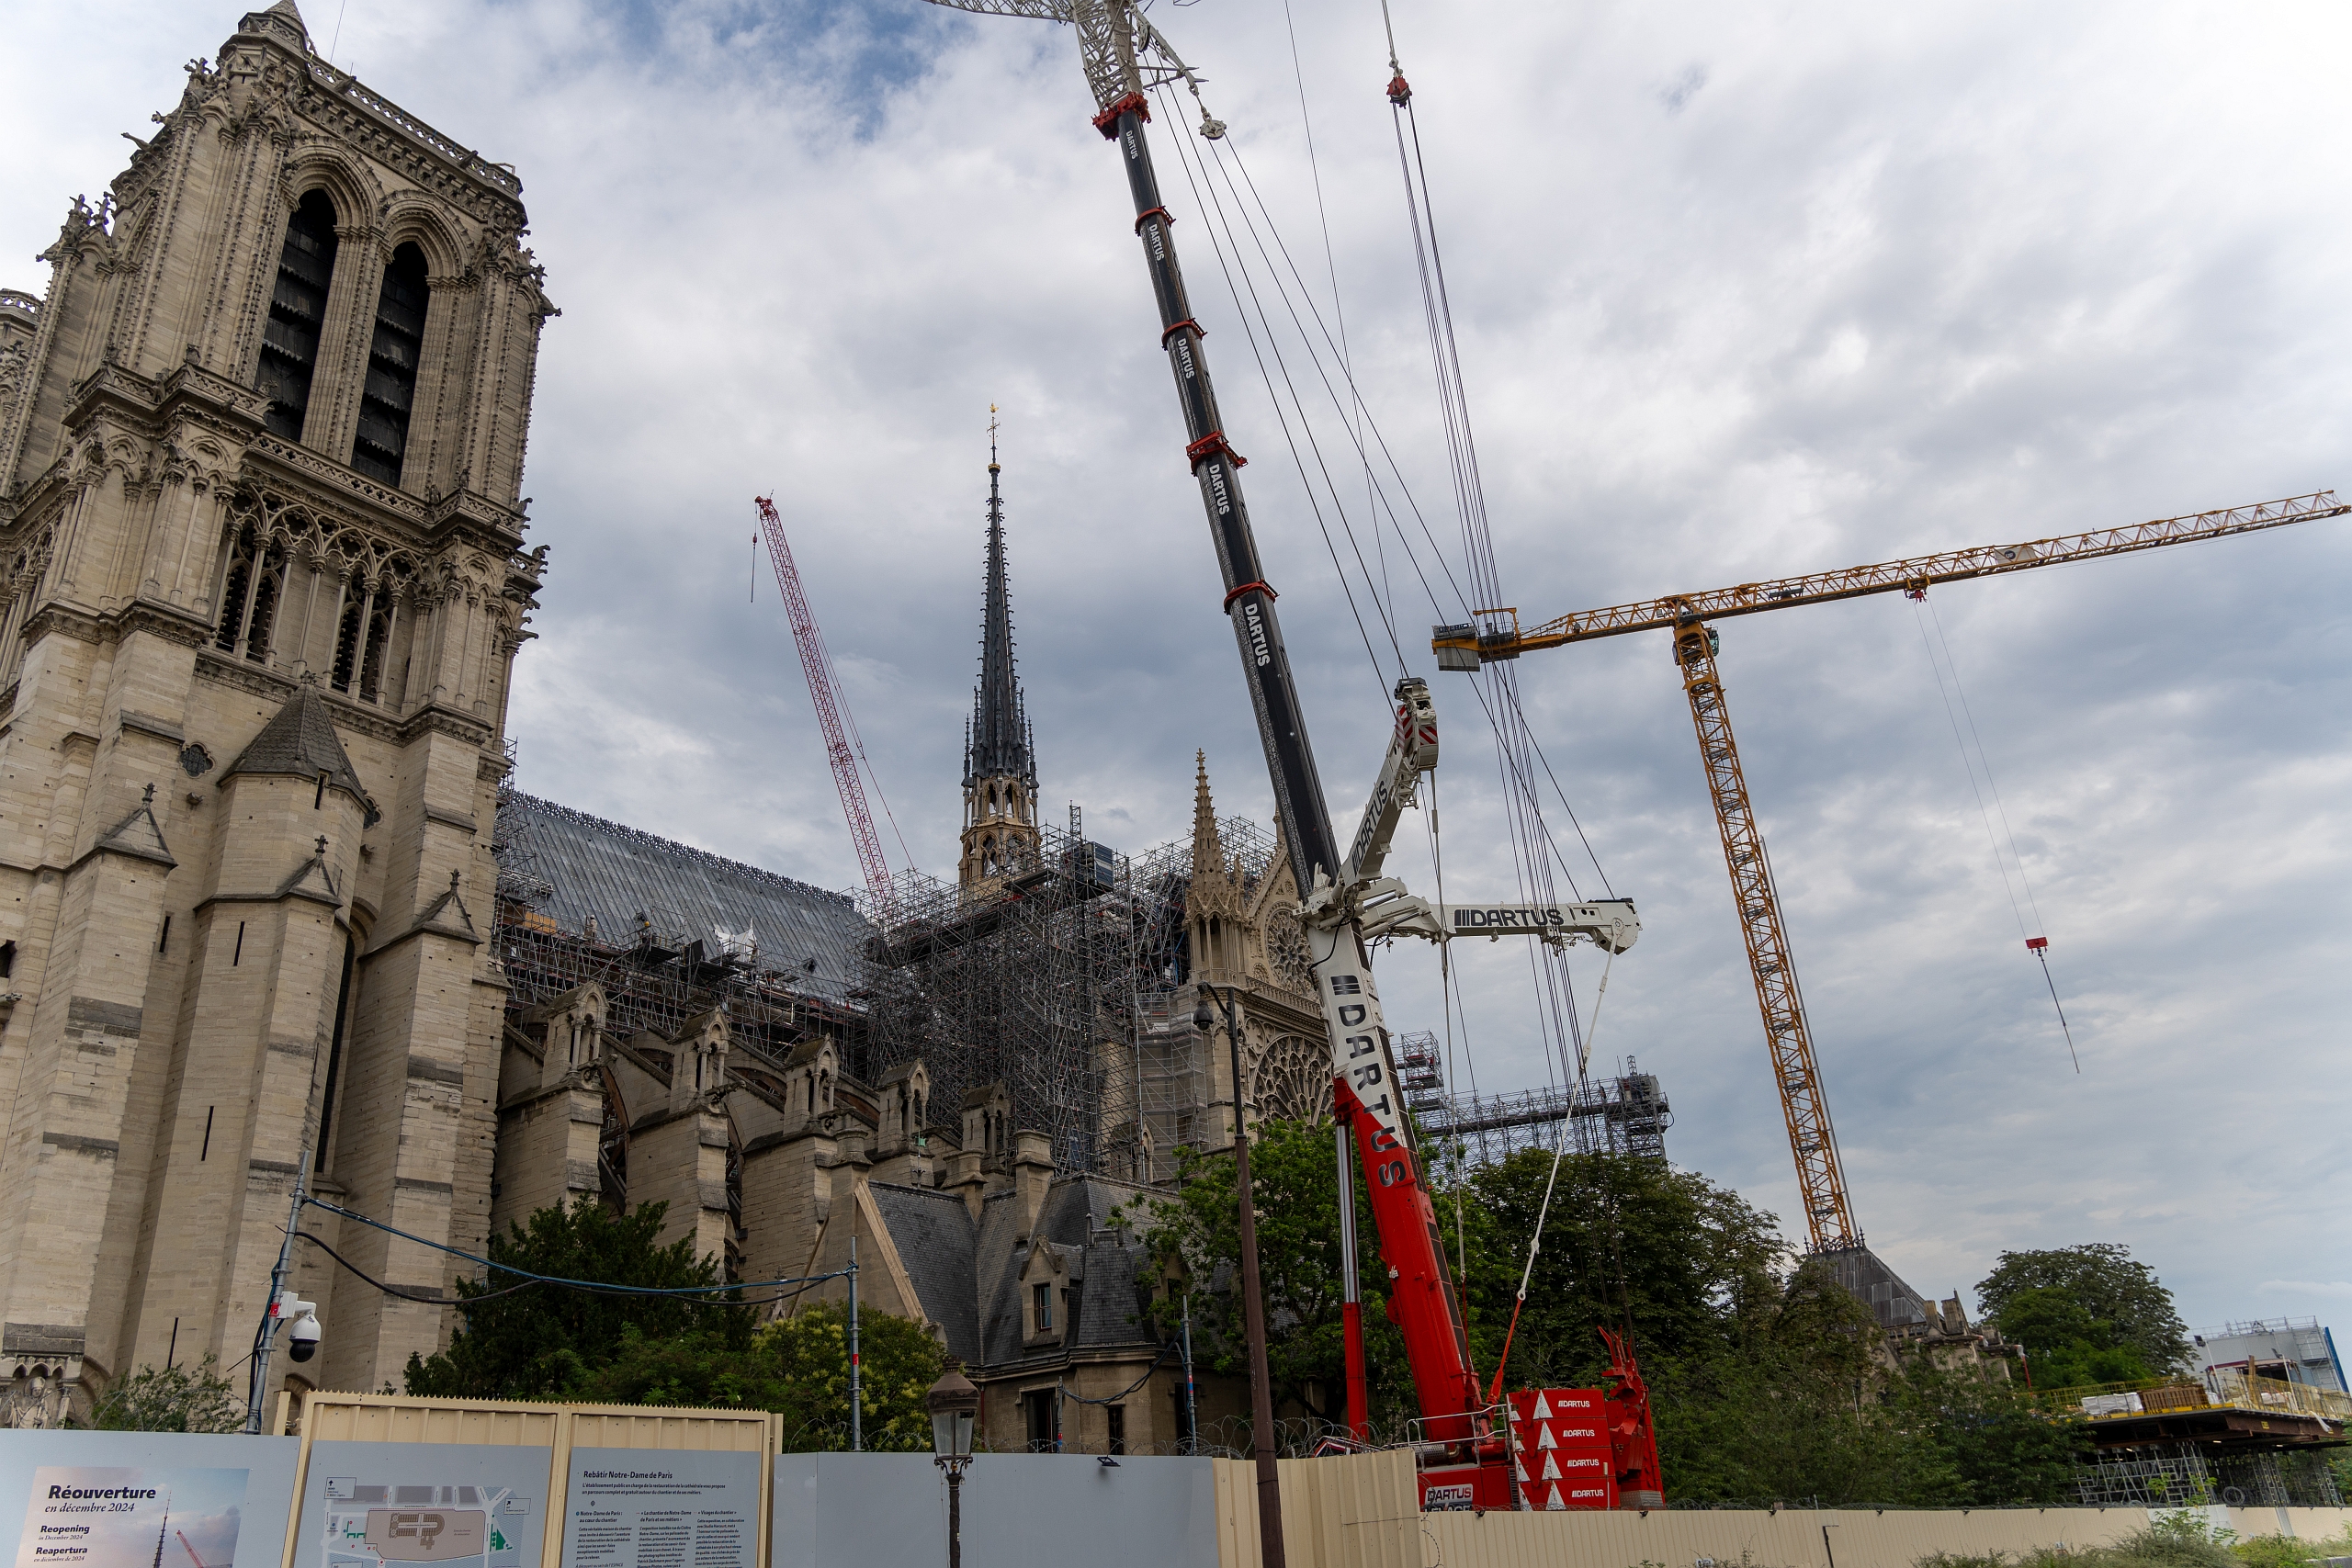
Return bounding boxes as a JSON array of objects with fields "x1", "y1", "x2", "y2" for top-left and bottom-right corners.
[{"x1": 8, "y1": 0, "x2": 2348, "y2": 1337}]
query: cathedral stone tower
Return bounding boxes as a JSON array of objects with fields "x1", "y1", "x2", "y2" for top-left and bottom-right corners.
[
  {"x1": 957, "y1": 417, "x2": 1038, "y2": 890},
  {"x1": 0, "y1": 2, "x2": 552, "y2": 1423}
]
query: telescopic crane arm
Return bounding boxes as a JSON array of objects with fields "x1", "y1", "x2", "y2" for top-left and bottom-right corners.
[
  {"x1": 912, "y1": 0, "x2": 1648, "y2": 1465},
  {"x1": 1430, "y1": 490, "x2": 2348, "y2": 1254}
]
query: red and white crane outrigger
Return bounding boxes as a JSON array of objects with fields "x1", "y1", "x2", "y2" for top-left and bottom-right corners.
[{"x1": 910, "y1": 0, "x2": 1660, "y2": 1515}]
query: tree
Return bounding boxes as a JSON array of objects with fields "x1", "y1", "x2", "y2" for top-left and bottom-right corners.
[
  {"x1": 1976, "y1": 1245, "x2": 2191, "y2": 1383},
  {"x1": 77, "y1": 1356, "x2": 243, "y2": 1433},
  {"x1": 405, "y1": 1197, "x2": 750, "y2": 1400},
  {"x1": 1891, "y1": 1356, "x2": 2092, "y2": 1505},
  {"x1": 1442, "y1": 1146, "x2": 1786, "y2": 1391},
  {"x1": 1123, "y1": 1116, "x2": 1416, "y2": 1428},
  {"x1": 577, "y1": 1304, "x2": 943, "y2": 1452}
]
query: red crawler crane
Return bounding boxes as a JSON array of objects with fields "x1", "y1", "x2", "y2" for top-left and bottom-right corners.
[{"x1": 754, "y1": 496, "x2": 897, "y2": 921}]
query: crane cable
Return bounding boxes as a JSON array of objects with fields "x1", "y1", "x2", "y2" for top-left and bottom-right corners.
[
  {"x1": 1379, "y1": 51, "x2": 1600, "y2": 1099},
  {"x1": 1908, "y1": 592, "x2": 2079, "y2": 1071},
  {"x1": 1485, "y1": 940, "x2": 1615, "y2": 1404},
  {"x1": 1151, "y1": 52, "x2": 1617, "y2": 1118}
]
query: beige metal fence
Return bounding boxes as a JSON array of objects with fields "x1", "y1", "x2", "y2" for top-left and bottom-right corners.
[{"x1": 288, "y1": 1392, "x2": 780, "y2": 1568}]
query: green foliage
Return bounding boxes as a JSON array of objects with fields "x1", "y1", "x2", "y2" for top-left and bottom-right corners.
[
  {"x1": 1127, "y1": 1124, "x2": 2089, "y2": 1506},
  {"x1": 398, "y1": 1196, "x2": 939, "y2": 1449},
  {"x1": 78, "y1": 1356, "x2": 244, "y2": 1433},
  {"x1": 1915, "y1": 1521, "x2": 2243, "y2": 1568},
  {"x1": 1975, "y1": 1245, "x2": 2191, "y2": 1383},
  {"x1": 404, "y1": 1197, "x2": 749, "y2": 1401},
  {"x1": 1123, "y1": 1115, "x2": 1415, "y2": 1426},
  {"x1": 577, "y1": 1303, "x2": 943, "y2": 1452},
  {"x1": 1442, "y1": 1145, "x2": 1786, "y2": 1391}
]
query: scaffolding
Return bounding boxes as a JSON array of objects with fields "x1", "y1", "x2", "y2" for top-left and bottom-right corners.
[
  {"x1": 857, "y1": 810, "x2": 1280, "y2": 1179},
  {"x1": 2075, "y1": 1444, "x2": 2344, "y2": 1509},
  {"x1": 1413, "y1": 1054, "x2": 1674, "y2": 1168}
]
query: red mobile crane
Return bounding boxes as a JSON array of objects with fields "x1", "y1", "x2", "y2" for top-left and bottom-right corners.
[
  {"x1": 908, "y1": 0, "x2": 1659, "y2": 1516},
  {"x1": 754, "y1": 496, "x2": 898, "y2": 921}
]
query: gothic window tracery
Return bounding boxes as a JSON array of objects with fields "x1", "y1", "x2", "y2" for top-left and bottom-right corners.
[
  {"x1": 1252, "y1": 1033, "x2": 1330, "y2": 1125},
  {"x1": 1266, "y1": 908, "x2": 1312, "y2": 995},
  {"x1": 257, "y1": 190, "x2": 339, "y2": 443}
]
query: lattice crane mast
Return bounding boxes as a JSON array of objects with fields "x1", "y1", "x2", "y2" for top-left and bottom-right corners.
[
  {"x1": 754, "y1": 496, "x2": 898, "y2": 922},
  {"x1": 1430, "y1": 490, "x2": 2350, "y2": 1252}
]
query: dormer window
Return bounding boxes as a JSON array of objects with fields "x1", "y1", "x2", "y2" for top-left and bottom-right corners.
[
  {"x1": 351, "y1": 243, "x2": 427, "y2": 486},
  {"x1": 1033, "y1": 1281, "x2": 1053, "y2": 1333},
  {"x1": 258, "y1": 190, "x2": 339, "y2": 442}
]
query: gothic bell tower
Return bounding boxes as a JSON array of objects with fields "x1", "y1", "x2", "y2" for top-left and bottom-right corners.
[{"x1": 958, "y1": 412, "x2": 1038, "y2": 890}]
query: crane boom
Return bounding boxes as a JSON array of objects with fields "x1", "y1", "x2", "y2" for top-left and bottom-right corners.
[
  {"x1": 1433, "y1": 491, "x2": 2348, "y2": 664},
  {"x1": 753, "y1": 497, "x2": 897, "y2": 919},
  {"x1": 1431, "y1": 488, "x2": 2349, "y2": 1254}
]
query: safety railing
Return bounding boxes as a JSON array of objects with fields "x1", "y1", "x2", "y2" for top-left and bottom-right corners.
[{"x1": 2030, "y1": 1366, "x2": 2352, "y2": 1423}]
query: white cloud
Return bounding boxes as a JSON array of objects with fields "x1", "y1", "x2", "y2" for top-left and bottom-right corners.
[{"x1": 7, "y1": 0, "x2": 2349, "y2": 1332}]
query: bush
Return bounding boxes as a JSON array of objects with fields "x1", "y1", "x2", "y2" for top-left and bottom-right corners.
[{"x1": 79, "y1": 1357, "x2": 244, "y2": 1433}]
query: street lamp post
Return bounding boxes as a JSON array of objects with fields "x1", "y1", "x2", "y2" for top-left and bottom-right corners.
[
  {"x1": 927, "y1": 1360, "x2": 980, "y2": 1568},
  {"x1": 1196, "y1": 987, "x2": 1286, "y2": 1568}
]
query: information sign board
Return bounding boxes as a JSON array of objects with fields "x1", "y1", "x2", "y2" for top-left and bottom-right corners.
[
  {"x1": 560, "y1": 1450, "x2": 759, "y2": 1568},
  {"x1": 292, "y1": 1442, "x2": 549, "y2": 1568}
]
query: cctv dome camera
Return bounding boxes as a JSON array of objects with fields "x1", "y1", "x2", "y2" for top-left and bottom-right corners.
[{"x1": 288, "y1": 1312, "x2": 321, "y2": 1363}]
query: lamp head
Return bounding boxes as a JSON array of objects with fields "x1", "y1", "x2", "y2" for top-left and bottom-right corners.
[{"x1": 927, "y1": 1360, "x2": 980, "y2": 1460}]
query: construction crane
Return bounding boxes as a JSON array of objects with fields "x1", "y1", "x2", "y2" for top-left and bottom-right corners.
[
  {"x1": 907, "y1": 0, "x2": 1661, "y2": 1517},
  {"x1": 1430, "y1": 490, "x2": 2350, "y2": 1255},
  {"x1": 176, "y1": 1529, "x2": 213, "y2": 1568},
  {"x1": 753, "y1": 496, "x2": 898, "y2": 921}
]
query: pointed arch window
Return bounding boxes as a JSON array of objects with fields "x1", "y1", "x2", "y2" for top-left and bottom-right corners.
[
  {"x1": 213, "y1": 523, "x2": 287, "y2": 663},
  {"x1": 351, "y1": 243, "x2": 428, "y2": 486},
  {"x1": 258, "y1": 190, "x2": 339, "y2": 442}
]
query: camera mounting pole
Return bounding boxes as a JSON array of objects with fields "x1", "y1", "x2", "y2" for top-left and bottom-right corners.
[{"x1": 245, "y1": 1149, "x2": 312, "y2": 1434}]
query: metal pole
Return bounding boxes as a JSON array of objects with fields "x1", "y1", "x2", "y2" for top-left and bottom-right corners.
[
  {"x1": 244, "y1": 1150, "x2": 311, "y2": 1434},
  {"x1": 945, "y1": 1462, "x2": 964, "y2": 1568},
  {"x1": 1181, "y1": 1292, "x2": 1198, "y2": 1455},
  {"x1": 848, "y1": 1237, "x2": 862, "y2": 1451},
  {"x1": 1335, "y1": 1121, "x2": 1367, "y2": 1439},
  {"x1": 1222, "y1": 987, "x2": 1287, "y2": 1568}
]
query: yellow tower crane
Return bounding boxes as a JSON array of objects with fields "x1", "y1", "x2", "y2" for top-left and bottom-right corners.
[{"x1": 1431, "y1": 491, "x2": 2348, "y2": 1257}]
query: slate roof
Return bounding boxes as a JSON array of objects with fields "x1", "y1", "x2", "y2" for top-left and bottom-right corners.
[
  {"x1": 978, "y1": 1177, "x2": 1160, "y2": 1368},
  {"x1": 222, "y1": 681, "x2": 368, "y2": 805},
  {"x1": 493, "y1": 791, "x2": 873, "y2": 1003},
  {"x1": 870, "y1": 1183, "x2": 982, "y2": 1363},
  {"x1": 865, "y1": 1173, "x2": 1164, "y2": 1374}
]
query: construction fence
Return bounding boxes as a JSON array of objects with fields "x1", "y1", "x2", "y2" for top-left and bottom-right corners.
[{"x1": 0, "y1": 1394, "x2": 2344, "y2": 1568}]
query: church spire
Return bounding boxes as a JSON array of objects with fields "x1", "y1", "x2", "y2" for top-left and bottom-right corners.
[
  {"x1": 963, "y1": 406, "x2": 1035, "y2": 793},
  {"x1": 958, "y1": 408, "x2": 1040, "y2": 892}
]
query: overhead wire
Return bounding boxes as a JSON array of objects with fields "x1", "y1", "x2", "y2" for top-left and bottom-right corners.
[
  {"x1": 1149, "y1": 51, "x2": 1623, "y2": 1120},
  {"x1": 1170, "y1": 86, "x2": 1625, "y2": 932},
  {"x1": 1909, "y1": 592, "x2": 2079, "y2": 1070},
  {"x1": 303, "y1": 1195, "x2": 854, "y2": 1307}
]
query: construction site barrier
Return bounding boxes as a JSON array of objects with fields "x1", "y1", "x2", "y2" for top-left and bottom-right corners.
[{"x1": 0, "y1": 1412, "x2": 2343, "y2": 1568}]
